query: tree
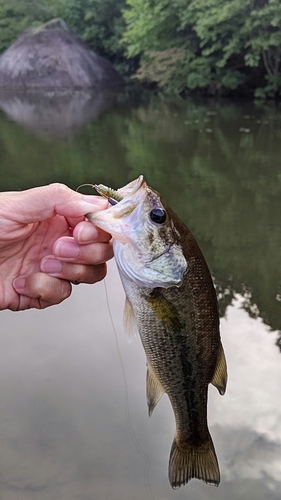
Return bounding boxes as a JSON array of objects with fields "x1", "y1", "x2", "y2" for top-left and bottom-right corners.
[
  {"x1": 0, "y1": 0, "x2": 61, "y2": 52},
  {"x1": 56, "y1": 0, "x2": 127, "y2": 64},
  {"x1": 0, "y1": 0, "x2": 127, "y2": 70},
  {"x1": 186, "y1": 0, "x2": 281, "y2": 97},
  {"x1": 122, "y1": 0, "x2": 281, "y2": 97}
]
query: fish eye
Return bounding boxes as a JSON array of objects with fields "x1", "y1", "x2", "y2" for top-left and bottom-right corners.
[{"x1": 149, "y1": 208, "x2": 167, "y2": 225}]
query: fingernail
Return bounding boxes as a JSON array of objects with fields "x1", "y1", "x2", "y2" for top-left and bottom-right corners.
[
  {"x1": 82, "y1": 195, "x2": 108, "y2": 207},
  {"x1": 54, "y1": 240, "x2": 80, "y2": 258},
  {"x1": 13, "y1": 277, "x2": 26, "y2": 290},
  {"x1": 41, "y1": 258, "x2": 63, "y2": 273},
  {"x1": 78, "y1": 197, "x2": 108, "y2": 214}
]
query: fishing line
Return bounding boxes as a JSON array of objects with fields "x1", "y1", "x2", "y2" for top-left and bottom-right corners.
[
  {"x1": 103, "y1": 279, "x2": 155, "y2": 500},
  {"x1": 76, "y1": 184, "x2": 117, "y2": 206},
  {"x1": 76, "y1": 183, "x2": 95, "y2": 192}
]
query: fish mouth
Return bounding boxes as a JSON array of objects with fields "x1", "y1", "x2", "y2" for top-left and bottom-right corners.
[
  {"x1": 117, "y1": 175, "x2": 145, "y2": 198},
  {"x1": 86, "y1": 175, "x2": 187, "y2": 288},
  {"x1": 85, "y1": 176, "x2": 147, "y2": 241},
  {"x1": 93, "y1": 175, "x2": 145, "y2": 203}
]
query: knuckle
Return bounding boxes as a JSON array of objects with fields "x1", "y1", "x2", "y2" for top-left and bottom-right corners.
[
  {"x1": 33, "y1": 273, "x2": 71, "y2": 303},
  {"x1": 71, "y1": 263, "x2": 107, "y2": 284},
  {"x1": 60, "y1": 281, "x2": 72, "y2": 301},
  {"x1": 74, "y1": 264, "x2": 85, "y2": 280},
  {"x1": 48, "y1": 183, "x2": 70, "y2": 198},
  {"x1": 92, "y1": 243, "x2": 111, "y2": 264}
]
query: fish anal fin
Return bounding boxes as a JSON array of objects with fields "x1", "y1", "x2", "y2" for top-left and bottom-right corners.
[
  {"x1": 211, "y1": 342, "x2": 227, "y2": 395},
  {"x1": 123, "y1": 297, "x2": 138, "y2": 343},
  {"x1": 169, "y1": 436, "x2": 220, "y2": 489},
  {"x1": 146, "y1": 362, "x2": 165, "y2": 417}
]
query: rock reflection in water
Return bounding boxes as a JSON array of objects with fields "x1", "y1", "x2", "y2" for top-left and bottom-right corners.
[{"x1": 0, "y1": 90, "x2": 118, "y2": 138}]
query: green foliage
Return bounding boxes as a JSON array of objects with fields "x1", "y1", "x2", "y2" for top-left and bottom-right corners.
[
  {"x1": 57, "y1": 0, "x2": 127, "y2": 62},
  {"x1": 0, "y1": 0, "x2": 62, "y2": 52},
  {"x1": 123, "y1": 0, "x2": 281, "y2": 97},
  {"x1": 133, "y1": 48, "x2": 186, "y2": 93},
  {"x1": 2, "y1": 96, "x2": 280, "y2": 338},
  {"x1": 1, "y1": 0, "x2": 281, "y2": 96},
  {"x1": 123, "y1": 0, "x2": 183, "y2": 56},
  {"x1": 0, "y1": 0, "x2": 127, "y2": 68}
]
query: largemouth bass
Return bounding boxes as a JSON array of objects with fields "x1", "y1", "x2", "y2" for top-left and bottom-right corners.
[{"x1": 86, "y1": 176, "x2": 227, "y2": 488}]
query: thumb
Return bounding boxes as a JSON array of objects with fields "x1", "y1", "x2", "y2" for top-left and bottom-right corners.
[{"x1": 1, "y1": 183, "x2": 107, "y2": 224}]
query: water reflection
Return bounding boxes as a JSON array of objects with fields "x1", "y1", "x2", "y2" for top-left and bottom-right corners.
[
  {"x1": 0, "y1": 262, "x2": 280, "y2": 499},
  {"x1": 0, "y1": 90, "x2": 118, "y2": 138},
  {"x1": 0, "y1": 94, "x2": 280, "y2": 498},
  {"x1": 0, "y1": 96, "x2": 280, "y2": 342}
]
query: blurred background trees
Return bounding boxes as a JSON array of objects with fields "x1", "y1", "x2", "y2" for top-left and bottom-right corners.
[{"x1": 0, "y1": 0, "x2": 281, "y2": 98}]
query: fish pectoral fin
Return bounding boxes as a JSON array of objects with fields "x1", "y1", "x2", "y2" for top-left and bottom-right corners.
[
  {"x1": 146, "y1": 362, "x2": 165, "y2": 417},
  {"x1": 169, "y1": 435, "x2": 220, "y2": 488},
  {"x1": 145, "y1": 293, "x2": 182, "y2": 331},
  {"x1": 211, "y1": 342, "x2": 227, "y2": 395},
  {"x1": 123, "y1": 297, "x2": 138, "y2": 343}
]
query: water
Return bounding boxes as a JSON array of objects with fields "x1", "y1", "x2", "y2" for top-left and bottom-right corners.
[{"x1": 0, "y1": 91, "x2": 280, "y2": 499}]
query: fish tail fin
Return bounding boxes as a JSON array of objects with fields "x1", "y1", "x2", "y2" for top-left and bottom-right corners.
[{"x1": 169, "y1": 436, "x2": 220, "y2": 489}]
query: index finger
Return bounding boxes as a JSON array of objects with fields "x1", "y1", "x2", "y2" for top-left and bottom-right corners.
[{"x1": 0, "y1": 184, "x2": 108, "y2": 224}]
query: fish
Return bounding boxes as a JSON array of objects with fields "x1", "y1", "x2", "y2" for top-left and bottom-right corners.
[{"x1": 86, "y1": 175, "x2": 227, "y2": 488}]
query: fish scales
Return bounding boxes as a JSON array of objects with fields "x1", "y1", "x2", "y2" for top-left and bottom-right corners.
[
  {"x1": 87, "y1": 176, "x2": 227, "y2": 489},
  {"x1": 122, "y1": 215, "x2": 219, "y2": 451}
]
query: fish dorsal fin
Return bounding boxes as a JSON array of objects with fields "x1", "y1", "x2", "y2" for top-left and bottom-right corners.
[
  {"x1": 123, "y1": 297, "x2": 138, "y2": 343},
  {"x1": 211, "y1": 342, "x2": 227, "y2": 395},
  {"x1": 146, "y1": 362, "x2": 165, "y2": 416}
]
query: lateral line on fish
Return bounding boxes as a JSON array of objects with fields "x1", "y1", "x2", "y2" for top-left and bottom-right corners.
[{"x1": 103, "y1": 280, "x2": 155, "y2": 500}]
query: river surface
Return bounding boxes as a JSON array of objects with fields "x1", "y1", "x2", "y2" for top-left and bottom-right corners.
[{"x1": 0, "y1": 90, "x2": 280, "y2": 500}]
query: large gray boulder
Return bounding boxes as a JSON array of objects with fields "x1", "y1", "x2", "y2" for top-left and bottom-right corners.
[{"x1": 0, "y1": 19, "x2": 124, "y2": 90}]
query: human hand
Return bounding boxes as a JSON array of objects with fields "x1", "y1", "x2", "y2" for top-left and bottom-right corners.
[{"x1": 0, "y1": 183, "x2": 113, "y2": 311}]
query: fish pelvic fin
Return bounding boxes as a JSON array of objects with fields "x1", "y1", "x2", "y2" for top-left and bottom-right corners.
[
  {"x1": 169, "y1": 436, "x2": 220, "y2": 489},
  {"x1": 146, "y1": 362, "x2": 165, "y2": 417},
  {"x1": 211, "y1": 342, "x2": 227, "y2": 395}
]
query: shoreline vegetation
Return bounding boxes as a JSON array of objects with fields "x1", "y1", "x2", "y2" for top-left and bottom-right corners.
[{"x1": 0, "y1": 0, "x2": 281, "y2": 99}]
